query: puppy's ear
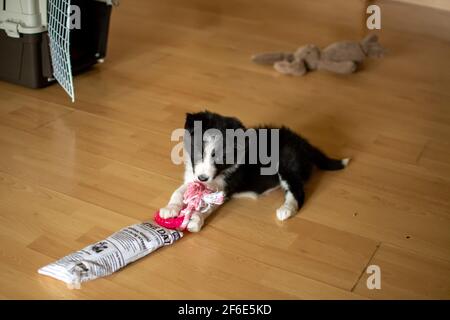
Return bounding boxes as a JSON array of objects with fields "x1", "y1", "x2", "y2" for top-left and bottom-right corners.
[{"x1": 185, "y1": 113, "x2": 195, "y2": 130}]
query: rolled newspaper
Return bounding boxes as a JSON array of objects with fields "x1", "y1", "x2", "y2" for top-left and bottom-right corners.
[{"x1": 38, "y1": 222, "x2": 183, "y2": 286}]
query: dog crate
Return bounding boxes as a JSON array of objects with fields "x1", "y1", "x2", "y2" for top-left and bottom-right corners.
[{"x1": 0, "y1": 0, "x2": 118, "y2": 101}]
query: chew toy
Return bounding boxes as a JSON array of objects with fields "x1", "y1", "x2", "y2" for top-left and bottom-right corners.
[
  {"x1": 38, "y1": 222, "x2": 182, "y2": 286},
  {"x1": 154, "y1": 181, "x2": 225, "y2": 231},
  {"x1": 38, "y1": 182, "x2": 223, "y2": 286}
]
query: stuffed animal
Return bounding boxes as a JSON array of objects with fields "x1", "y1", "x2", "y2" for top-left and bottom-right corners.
[{"x1": 251, "y1": 33, "x2": 385, "y2": 76}]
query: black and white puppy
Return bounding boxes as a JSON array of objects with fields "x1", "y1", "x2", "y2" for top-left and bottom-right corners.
[{"x1": 159, "y1": 111, "x2": 350, "y2": 232}]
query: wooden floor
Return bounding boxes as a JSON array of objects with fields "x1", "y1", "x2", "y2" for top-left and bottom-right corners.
[{"x1": 0, "y1": 0, "x2": 450, "y2": 299}]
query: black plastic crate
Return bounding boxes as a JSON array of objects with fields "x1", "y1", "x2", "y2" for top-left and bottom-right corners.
[{"x1": 0, "y1": 0, "x2": 114, "y2": 89}]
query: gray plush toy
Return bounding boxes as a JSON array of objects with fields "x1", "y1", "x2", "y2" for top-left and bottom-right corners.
[{"x1": 251, "y1": 34, "x2": 385, "y2": 76}]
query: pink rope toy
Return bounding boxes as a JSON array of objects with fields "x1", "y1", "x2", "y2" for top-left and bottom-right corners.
[{"x1": 154, "y1": 182, "x2": 225, "y2": 231}]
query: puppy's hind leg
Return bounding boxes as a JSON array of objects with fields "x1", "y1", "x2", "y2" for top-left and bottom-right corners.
[{"x1": 276, "y1": 174, "x2": 305, "y2": 221}]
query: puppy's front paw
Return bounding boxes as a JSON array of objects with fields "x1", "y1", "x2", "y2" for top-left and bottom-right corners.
[
  {"x1": 276, "y1": 205, "x2": 297, "y2": 221},
  {"x1": 187, "y1": 214, "x2": 204, "y2": 233},
  {"x1": 159, "y1": 204, "x2": 181, "y2": 218}
]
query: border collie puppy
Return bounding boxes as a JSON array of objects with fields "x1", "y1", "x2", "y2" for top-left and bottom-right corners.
[{"x1": 159, "y1": 111, "x2": 350, "y2": 232}]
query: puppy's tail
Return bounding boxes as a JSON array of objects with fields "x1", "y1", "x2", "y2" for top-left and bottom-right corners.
[{"x1": 309, "y1": 145, "x2": 350, "y2": 171}]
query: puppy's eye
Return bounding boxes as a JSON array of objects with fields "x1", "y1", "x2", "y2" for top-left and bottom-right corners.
[{"x1": 211, "y1": 150, "x2": 216, "y2": 157}]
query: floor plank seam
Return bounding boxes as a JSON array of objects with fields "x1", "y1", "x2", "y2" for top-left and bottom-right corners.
[
  {"x1": 32, "y1": 109, "x2": 77, "y2": 131},
  {"x1": 206, "y1": 225, "x2": 359, "y2": 293},
  {"x1": 351, "y1": 242, "x2": 381, "y2": 292},
  {"x1": 382, "y1": 241, "x2": 450, "y2": 265},
  {"x1": 5, "y1": 84, "x2": 180, "y2": 138},
  {"x1": 0, "y1": 122, "x2": 183, "y2": 184},
  {"x1": 415, "y1": 139, "x2": 429, "y2": 164},
  {"x1": 303, "y1": 213, "x2": 450, "y2": 264},
  {"x1": 0, "y1": 169, "x2": 147, "y2": 224}
]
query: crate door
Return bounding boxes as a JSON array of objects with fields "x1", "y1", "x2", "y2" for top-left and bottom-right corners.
[{"x1": 48, "y1": 0, "x2": 75, "y2": 102}]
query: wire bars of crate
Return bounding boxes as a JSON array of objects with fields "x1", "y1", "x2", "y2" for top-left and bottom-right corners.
[{"x1": 48, "y1": 0, "x2": 74, "y2": 102}]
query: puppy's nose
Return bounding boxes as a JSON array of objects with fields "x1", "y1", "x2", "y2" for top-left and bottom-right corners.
[{"x1": 198, "y1": 174, "x2": 209, "y2": 182}]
